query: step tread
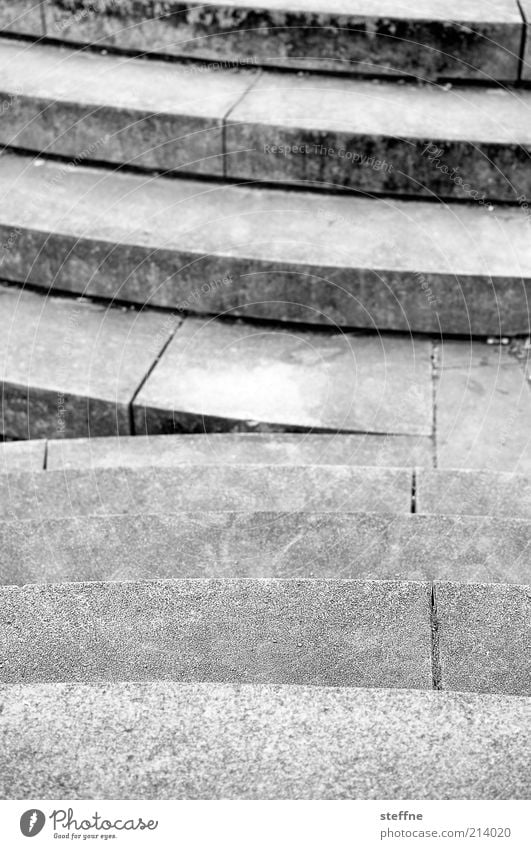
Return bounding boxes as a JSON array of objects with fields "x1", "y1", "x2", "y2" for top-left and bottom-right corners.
[
  {"x1": 0, "y1": 465, "x2": 414, "y2": 517},
  {"x1": 417, "y1": 468, "x2": 531, "y2": 518},
  {"x1": 133, "y1": 317, "x2": 433, "y2": 435},
  {"x1": 0, "y1": 284, "x2": 174, "y2": 438},
  {"x1": 0, "y1": 578, "x2": 433, "y2": 689},
  {"x1": 46, "y1": 433, "x2": 433, "y2": 468},
  {"x1": 1, "y1": 153, "x2": 530, "y2": 335},
  {"x1": 1, "y1": 512, "x2": 529, "y2": 585},
  {"x1": 0, "y1": 439, "x2": 45, "y2": 471},
  {"x1": 1, "y1": 682, "x2": 528, "y2": 799}
]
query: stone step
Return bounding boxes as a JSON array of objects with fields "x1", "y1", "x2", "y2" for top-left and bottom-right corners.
[
  {"x1": 1, "y1": 153, "x2": 530, "y2": 335},
  {"x1": 0, "y1": 465, "x2": 413, "y2": 518},
  {"x1": 0, "y1": 578, "x2": 433, "y2": 689},
  {"x1": 417, "y1": 468, "x2": 531, "y2": 518},
  {"x1": 46, "y1": 433, "x2": 433, "y2": 469},
  {"x1": 1, "y1": 40, "x2": 530, "y2": 200},
  {"x1": 523, "y1": 1, "x2": 531, "y2": 80},
  {"x1": 0, "y1": 439, "x2": 45, "y2": 471},
  {"x1": 0, "y1": 1, "x2": 44, "y2": 36},
  {"x1": 37, "y1": 1, "x2": 525, "y2": 82},
  {"x1": 0, "y1": 37, "x2": 255, "y2": 177},
  {"x1": 0, "y1": 283, "x2": 174, "y2": 440},
  {"x1": 3, "y1": 463, "x2": 531, "y2": 519},
  {"x1": 1, "y1": 577, "x2": 528, "y2": 696},
  {"x1": 0, "y1": 682, "x2": 528, "y2": 799},
  {"x1": 1, "y1": 512, "x2": 529, "y2": 585},
  {"x1": 225, "y1": 73, "x2": 531, "y2": 200}
]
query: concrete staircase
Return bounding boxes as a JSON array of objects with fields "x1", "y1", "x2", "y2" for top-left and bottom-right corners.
[{"x1": 1, "y1": 1, "x2": 530, "y2": 799}]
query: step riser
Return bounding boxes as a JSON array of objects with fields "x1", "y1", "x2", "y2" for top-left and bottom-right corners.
[
  {"x1": 2, "y1": 226, "x2": 529, "y2": 336},
  {"x1": 0, "y1": 466, "x2": 413, "y2": 517},
  {"x1": 2, "y1": 97, "x2": 529, "y2": 203},
  {"x1": 0, "y1": 579, "x2": 433, "y2": 689},
  {"x1": 41, "y1": 2, "x2": 524, "y2": 82},
  {"x1": 1, "y1": 513, "x2": 529, "y2": 586},
  {"x1": 1, "y1": 683, "x2": 528, "y2": 799}
]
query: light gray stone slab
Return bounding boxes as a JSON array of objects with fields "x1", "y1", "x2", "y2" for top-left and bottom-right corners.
[
  {"x1": 0, "y1": 0, "x2": 44, "y2": 35},
  {"x1": 435, "y1": 344, "x2": 531, "y2": 473},
  {"x1": 0, "y1": 285, "x2": 174, "y2": 439},
  {"x1": 226, "y1": 74, "x2": 531, "y2": 200},
  {"x1": 0, "y1": 578, "x2": 432, "y2": 688},
  {"x1": 436, "y1": 581, "x2": 531, "y2": 697},
  {"x1": 417, "y1": 469, "x2": 531, "y2": 519},
  {"x1": 0, "y1": 439, "x2": 45, "y2": 472},
  {"x1": 1, "y1": 682, "x2": 529, "y2": 799},
  {"x1": 0, "y1": 38, "x2": 256, "y2": 176},
  {"x1": 47, "y1": 433, "x2": 433, "y2": 469},
  {"x1": 1, "y1": 153, "x2": 530, "y2": 335},
  {"x1": 133, "y1": 317, "x2": 433, "y2": 435},
  {"x1": 0, "y1": 465, "x2": 412, "y2": 519},
  {"x1": 43, "y1": 0, "x2": 523, "y2": 81},
  {"x1": 0, "y1": 512, "x2": 528, "y2": 586}
]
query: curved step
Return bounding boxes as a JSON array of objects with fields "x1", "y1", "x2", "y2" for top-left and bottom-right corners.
[
  {"x1": 1, "y1": 512, "x2": 529, "y2": 585},
  {"x1": 0, "y1": 577, "x2": 433, "y2": 688},
  {"x1": 0, "y1": 37, "x2": 256, "y2": 177},
  {"x1": 0, "y1": 465, "x2": 414, "y2": 517},
  {"x1": 1, "y1": 154, "x2": 530, "y2": 336},
  {"x1": 40, "y1": 0, "x2": 525, "y2": 82},
  {"x1": 1, "y1": 577, "x2": 528, "y2": 696},
  {"x1": 1, "y1": 682, "x2": 528, "y2": 799},
  {"x1": 1, "y1": 39, "x2": 530, "y2": 199}
]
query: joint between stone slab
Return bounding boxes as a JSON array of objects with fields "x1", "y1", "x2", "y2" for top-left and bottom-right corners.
[
  {"x1": 410, "y1": 469, "x2": 416, "y2": 514},
  {"x1": 222, "y1": 68, "x2": 263, "y2": 180},
  {"x1": 42, "y1": 439, "x2": 48, "y2": 470},
  {"x1": 431, "y1": 341, "x2": 439, "y2": 470},
  {"x1": 128, "y1": 318, "x2": 184, "y2": 434},
  {"x1": 430, "y1": 582, "x2": 442, "y2": 691},
  {"x1": 516, "y1": 0, "x2": 527, "y2": 82}
]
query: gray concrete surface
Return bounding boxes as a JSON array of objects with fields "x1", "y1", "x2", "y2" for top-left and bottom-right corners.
[
  {"x1": 0, "y1": 682, "x2": 529, "y2": 798},
  {"x1": 0, "y1": 578, "x2": 432, "y2": 689},
  {"x1": 436, "y1": 581, "x2": 531, "y2": 696},
  {"x1": 417, "y1": 469, "x2": 531, "y2": 518}
]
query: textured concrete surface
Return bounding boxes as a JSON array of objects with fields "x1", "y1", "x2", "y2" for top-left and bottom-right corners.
[
  {"x1": 0, "y1": 579, "x2": 432, "y2": 688},
  {"x1": 0, "y1": 38, "x2": 256, "y2": 176},
  {"x1": 133, "y1": 317, "x2": 432, "y2": 435},
  {"x1": 1, "y1": 153, "x2": 530, "y2": 335},
  {"x1": 436, "y1": 581, "x2": 531, "y2": 697},
  {"x1": 417, "y1": 469, "x2": 531, "y2": 519},
  {"x1": 435, "y1": 342, "x2": 531, "y2": 473},
  {"x1": 0, "y1": 285, "x2": 174, "y2": 439},
  {"x1": 0, "y1": 512, "x2": 528, "y2": 586},
  {"x1": 226, "y1": 74, "x2": 531, "y2": 200},
  {"x1": 47, "y1": 433, "x2": 433, "y2": 468},
  {"x1": 0, "y1": 439, "x2": 45, "y2": 472},
  {"x1": 0, "y1": 0, "x2": 44, "y2": 35},
  {"x1": 43, "y1": 0, "x2": 523, "y2": 81},
  {"x1": 1, "y1": 682, "x2": 529, "y2": 799},
  {"x1": 0, "y1": 465, "x2": 412, "y2": 519}
]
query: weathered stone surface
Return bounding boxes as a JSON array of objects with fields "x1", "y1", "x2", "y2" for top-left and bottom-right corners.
[
  {"x1": 0, "y1": 465, "x2": 412, "y2": 519},
  {"x1": 1, "y1": 682, "x2": 529, "y2": 799},
  {"x1": 0, "y1": 439, "x2": 45, "y2": 472},
  {"x1": 417, "y1": 469, "x2": 531, "y2": 519},
  {"x1": 0, "y1": 579, "x2": 432, "y2": 688},
  {"x1": 0, "y1": 0, "x2": 44, "y2": 35},
  {"x1": 1, "y1": 153, "x2": 530, "y2": 335},
  {"x1": 0, "y1": 38, "x2": 256, "y2": 176},
  {"x1": 133, "y1": 317, "x2": 433, "y2": 435},
  {"x1": 0, "y1": 512, "x2": 528, "y2": 586},
  {"x1": 47, "y1": 433, "x2": 433, "y2": 469},
  {"x1": 43, "y1": 0, "x2": 523, "y2": 82},
  {"x1": 0, "y1": 285, "x2": 174, "y2": 439},
  {"x1": 226, "y1": 73, "x2": 531, "y2": 200},
  {"x1": 435, "y1": 342, "x2": 531, "y2": 472},
  {"x1": 436, "y1": 581, "x2": 531, "y2": 697}
]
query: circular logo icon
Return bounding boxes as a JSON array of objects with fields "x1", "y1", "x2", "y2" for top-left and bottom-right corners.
[{"x1": 20, "y1": 810, "x2": 46, "y2": 837}]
